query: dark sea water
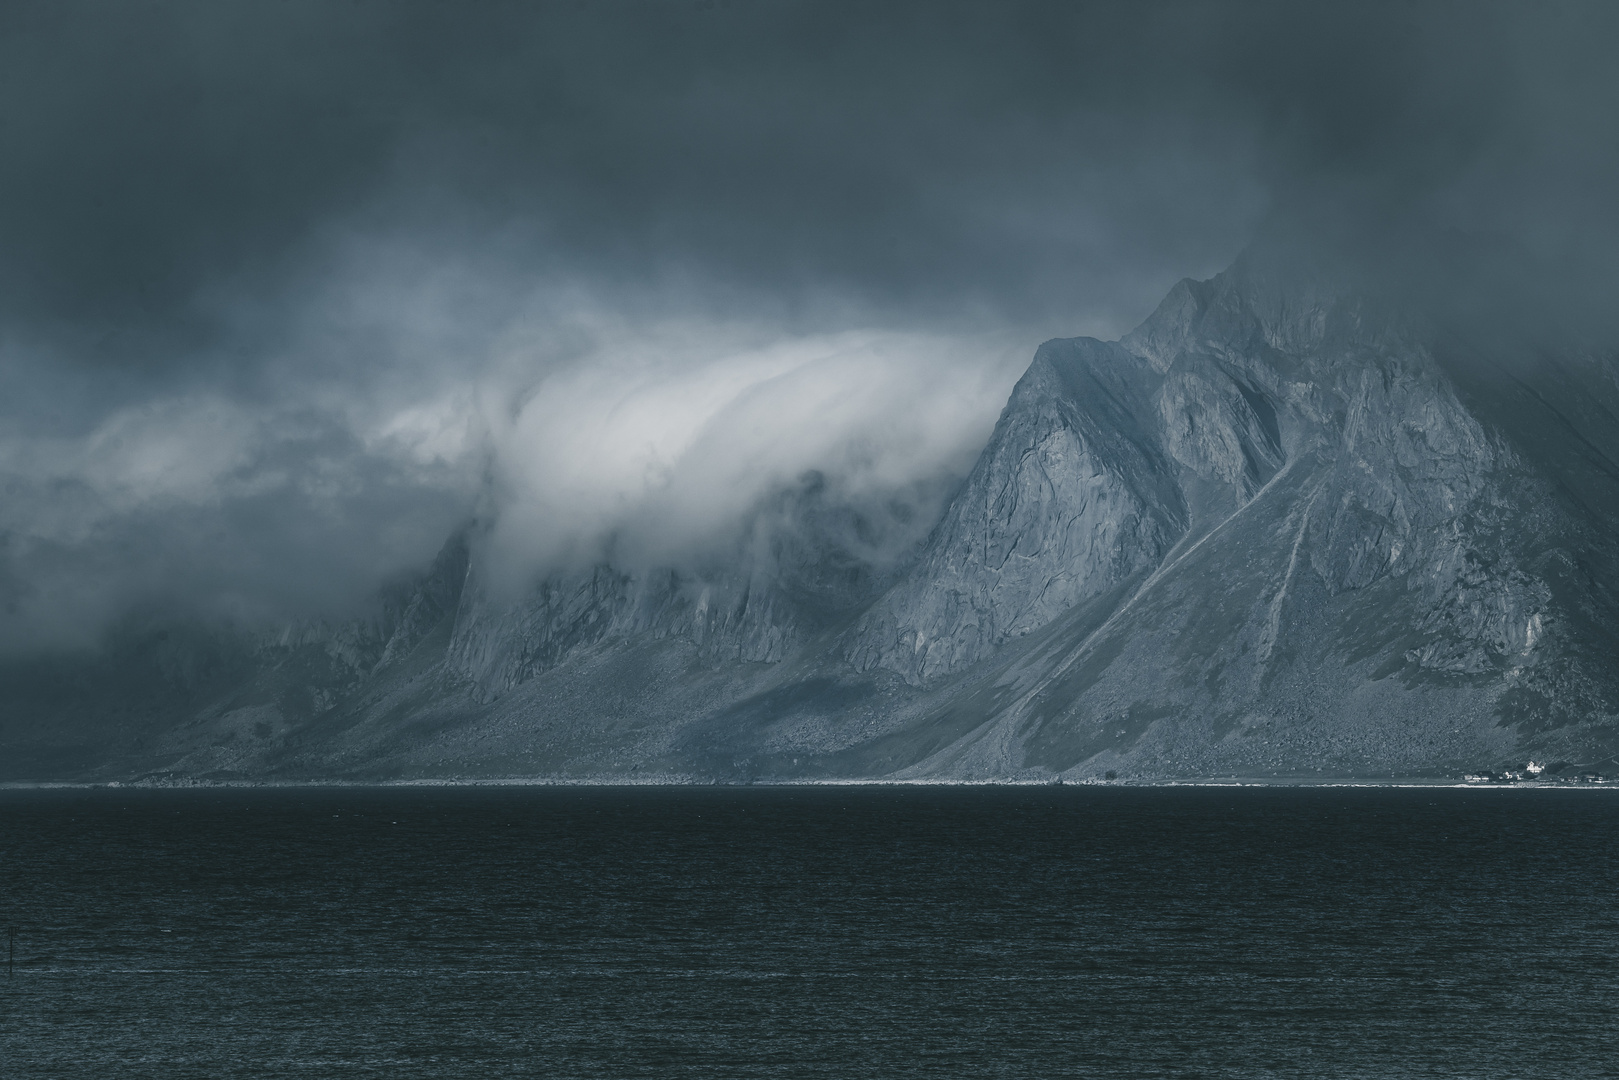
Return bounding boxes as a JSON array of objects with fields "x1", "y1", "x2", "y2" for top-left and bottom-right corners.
[{"x1": 2, "y1": 785, "x2": 1617, "y2": 1078}]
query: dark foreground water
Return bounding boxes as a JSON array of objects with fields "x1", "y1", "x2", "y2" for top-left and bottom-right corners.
[{"x1": 2, "y1": 786, "x2": 1617, "y2": 1078}]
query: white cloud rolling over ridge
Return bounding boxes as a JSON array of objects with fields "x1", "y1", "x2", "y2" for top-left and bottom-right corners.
[
  {"x1": 0, "y1": 278, "x2": 1026, "y2": 651},
  {"x1": 483, "y1": 323, "x2": 1025, "y2": 596}
]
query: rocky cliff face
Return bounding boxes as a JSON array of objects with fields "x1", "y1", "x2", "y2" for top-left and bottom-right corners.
[
  {"x1": 843, "y1": 338, "x2": 1188, "y2": 683},
  {"x1": 9, "y1": 245, "x2": 1619, "y2": 782}
]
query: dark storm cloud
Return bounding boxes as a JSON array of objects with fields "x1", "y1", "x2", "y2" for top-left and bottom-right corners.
[
  {"x1": 8, "y1": 0, "x2": 1612, "y2": 352},
  {"x1": 2, "y1": 0, "x2": 1616, "y2": 649}
]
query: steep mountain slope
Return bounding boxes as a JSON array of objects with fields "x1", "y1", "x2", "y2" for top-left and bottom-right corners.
[
  {"x1": 841, "y1": 253, "x2": 1619, "y2": 779},
  {"x1": 8, "y1": 246, "x2": 1619, "y2": 782},
  {"x1": 843, "y1": 337, "x2": 1191, "y2": 683}
]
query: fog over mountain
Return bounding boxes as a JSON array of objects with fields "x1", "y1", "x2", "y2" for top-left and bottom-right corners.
[{"x1": 4, "y1": 1, "x2": 1619, "y2": 781}]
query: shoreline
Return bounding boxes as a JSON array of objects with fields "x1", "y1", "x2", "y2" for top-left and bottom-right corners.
[{"x1": 3, "y1": 776, "x2": 1617, "y2": 792}]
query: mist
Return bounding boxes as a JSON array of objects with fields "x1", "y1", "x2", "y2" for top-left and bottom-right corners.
[{"x1": 3, "y1": 0, "x2": 1617, "y2": 653}]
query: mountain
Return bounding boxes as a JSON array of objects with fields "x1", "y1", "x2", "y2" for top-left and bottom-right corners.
[{"x1": 7, "y1": 245, "x2": 1619, "y2": 783}]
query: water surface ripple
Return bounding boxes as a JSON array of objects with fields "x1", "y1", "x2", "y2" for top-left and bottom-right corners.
[{"x1": 1, "y1": 786, "x2": 1615, "y2": 1077}]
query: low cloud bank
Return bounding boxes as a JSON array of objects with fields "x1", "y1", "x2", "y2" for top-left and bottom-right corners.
[
  {"x1": 482, "y1": 321, "x2": 1024, "y2": 596},
  {"x1": 0, "y1": 268, "x2": 1027, "y2": 653}
]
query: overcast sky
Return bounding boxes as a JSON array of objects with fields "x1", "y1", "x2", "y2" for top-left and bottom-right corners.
[{"x1": 3, "y1": 0, "x2": 1617, "y2": 651}]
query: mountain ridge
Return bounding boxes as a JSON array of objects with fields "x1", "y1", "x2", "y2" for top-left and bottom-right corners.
[{"x1": 7, "y1": 245, "x2": 1619, "y2": 782}]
